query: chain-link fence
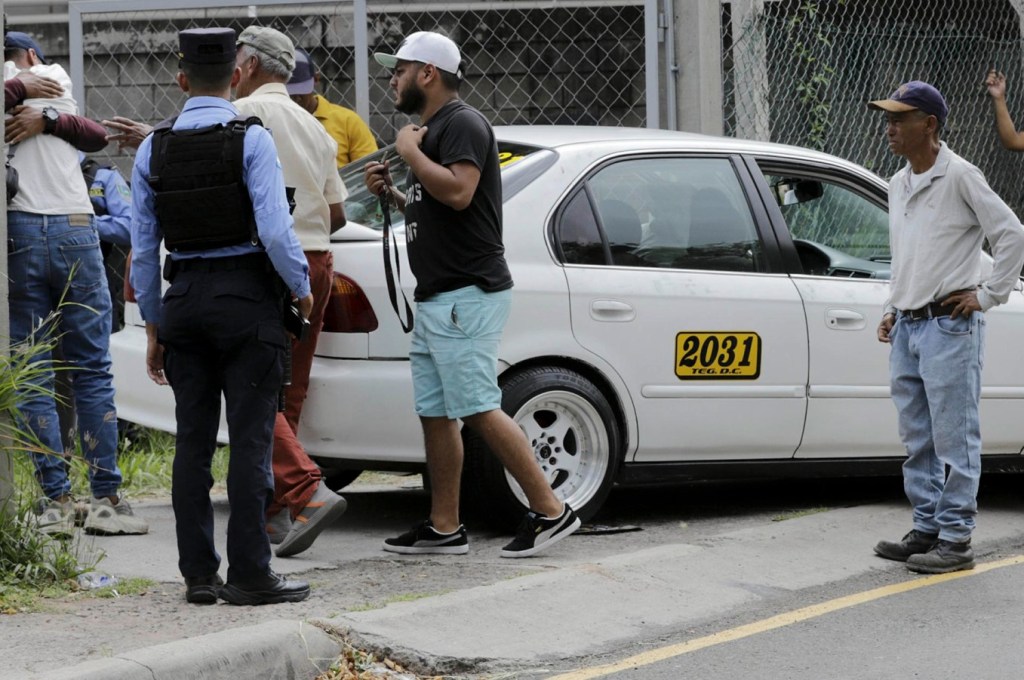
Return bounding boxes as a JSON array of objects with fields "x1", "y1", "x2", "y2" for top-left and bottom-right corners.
[
  {"x1": 68, "y1": 0, "x2": 648, "y2": 168},
  {"x1": 7, "y1": 0, "x2": 651, "y2": 321},
  {"x1": 723, "y1": 0, "x2": 1024, "y2": 218}
]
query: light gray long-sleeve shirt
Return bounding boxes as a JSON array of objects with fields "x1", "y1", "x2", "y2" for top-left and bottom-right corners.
[{"x1": 885, "y1": 142, "x2": 1024, "y2": 315}]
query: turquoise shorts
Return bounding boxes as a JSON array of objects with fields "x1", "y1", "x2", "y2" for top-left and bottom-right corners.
[{"x1": 410, "y1": 286, "x2": 512, "y2": 419}]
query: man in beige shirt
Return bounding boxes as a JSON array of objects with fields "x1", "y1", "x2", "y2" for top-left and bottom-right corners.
[{"x1": 234, "y1": 25, "x2": 349, "y2": 557}]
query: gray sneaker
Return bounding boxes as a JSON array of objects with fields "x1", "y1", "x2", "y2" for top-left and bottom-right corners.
[
  {"x1": 874, "y1": 529, "x2": 938, "y2": 562},
  {"x1": 906, "y1": 538, "x2": 975, "y2": 574},
  {"x1": 35, "y1": 498, "x2": 75, "y2": 537},
  {"x1": 266, "y1": 508, "x2": 291, "y2": 546},
  {"x1": 275, "y1": 483, "x2": 347, "y2": 558},
  {"x1": 83, "y1": 497, "x2": 149, "y2": 535}
]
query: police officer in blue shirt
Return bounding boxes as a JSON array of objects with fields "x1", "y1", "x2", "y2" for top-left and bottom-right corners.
[
  {"x1": 81, "y1": 153, "x2": 131, "y2": 247},
  {"x1": 130, "y1": 27, "x2": 313, "y2": 606},
  {"x1": 80, "y1": 153, "x2": 131, "y2": 328}
]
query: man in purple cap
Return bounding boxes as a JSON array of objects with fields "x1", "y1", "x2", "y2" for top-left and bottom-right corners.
[
  {"x1": 869, "y1": 80, "x2": 1024, "y2": 574},
  {"x1": 5, "y1": 28, "x2": 145, "y2": 538},
  {"x1": 287, "y1": 47, "x2": 377, "y2": 167}
]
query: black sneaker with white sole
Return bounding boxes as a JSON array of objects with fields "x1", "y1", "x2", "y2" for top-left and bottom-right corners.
[
  {"x1": 500, "y1": 503, "x2": 581, "y2": 558},
  {"x1": 382, "y1": 520, "x2": 469, "y2": 555}
]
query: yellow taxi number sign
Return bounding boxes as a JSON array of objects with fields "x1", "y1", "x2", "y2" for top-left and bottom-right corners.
[{"x1": 675, "y1": 332, "x2": 761, "y2": 380}]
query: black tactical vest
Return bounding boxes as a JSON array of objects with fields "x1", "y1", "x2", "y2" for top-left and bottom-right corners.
[{"x1": 147, "y1": 115, "x2": 262, "y2": 252}]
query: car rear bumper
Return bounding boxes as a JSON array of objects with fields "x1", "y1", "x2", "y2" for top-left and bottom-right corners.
[{"x1": 109, "y1": 325, "x2": 425, "y2": 466}]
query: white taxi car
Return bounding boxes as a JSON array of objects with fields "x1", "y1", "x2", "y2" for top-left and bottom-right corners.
[{"x1": 109, "y1": 126, "x2": 1024, "y2": 529}]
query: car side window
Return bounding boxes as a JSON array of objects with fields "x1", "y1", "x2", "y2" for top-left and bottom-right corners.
[
  {"x1": 556, "y1": 189, "x2": 607, "y2": 265},
  {"x1": 762, "y1": 171, "x2": 891, "y2": 278},
  {"x1": 583, "y1": 157, "x2": 764, "y2": 272}
]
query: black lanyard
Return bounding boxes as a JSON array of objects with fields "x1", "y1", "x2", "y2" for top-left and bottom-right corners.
[{"x1": 380, "y1": 192, "x2": 414, "y2": 333}]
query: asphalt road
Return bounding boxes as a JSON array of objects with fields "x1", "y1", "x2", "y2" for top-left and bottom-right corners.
[{"x1": 523, "y1": 556, "x2": 1024, "y2": 680}]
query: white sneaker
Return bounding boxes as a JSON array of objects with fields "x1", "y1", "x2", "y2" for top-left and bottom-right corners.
[
  {"x1": 83, "y1": 497, "x2": 149, "y2": 535},
  {"x1": 35, "y1": 498, "x2": 75, "y2": 537}
]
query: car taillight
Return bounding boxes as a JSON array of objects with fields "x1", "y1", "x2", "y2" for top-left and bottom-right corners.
[{"x1": 322, "y1": 272, "x2": 378, "y2": 333}]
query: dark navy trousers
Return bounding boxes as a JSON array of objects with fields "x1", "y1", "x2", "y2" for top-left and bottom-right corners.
[{"x1": 159, "y1": 258, "x2": 287, "y2": 583}]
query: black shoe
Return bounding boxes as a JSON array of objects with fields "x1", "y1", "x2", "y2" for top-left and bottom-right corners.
[
  {"x1": 906, "y1": 539, "x2": 975, "y2": 574},
  {"x1": 219, "y1": 571, "x2": 310, "y2": 606},
  {"x1": 501, "y1": 502, "x2": 582, "y2": 558},
  {"x1": 185, "y1": 573, "x2": 223, "y2": 605},
  {"x1": 382, "y1": 520, "x2": 469, "y2": 555},
  {"x1": 874, "y1": 529, "x2": 938, "y2": 562}
]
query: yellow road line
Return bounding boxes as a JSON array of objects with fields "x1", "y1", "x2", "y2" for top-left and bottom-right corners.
[{"x1": 547, "y1": 554, "x2": 1024, "y2": 680}]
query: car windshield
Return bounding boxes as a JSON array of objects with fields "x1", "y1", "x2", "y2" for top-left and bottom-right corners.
[{"x1": 340, "y1": 142, "x2": 547, "y2": 231}]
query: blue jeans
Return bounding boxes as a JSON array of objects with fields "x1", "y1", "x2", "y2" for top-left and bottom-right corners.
[
  {"x1": 7, "y1": 211, "x2": 121, "y2": 500},
  {"x1": 889, "y1": 311, "x2": 985, "y2": 542}
]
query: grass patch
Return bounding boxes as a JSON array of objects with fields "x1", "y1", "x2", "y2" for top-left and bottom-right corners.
[
  {"x1": 1, "y1": 304, "x2": 205, "y2": 615},
  {"x1": 771, "y1": 506, "x2": 829, "y2": 522},
  {"x1": 11, "y1": 427, "x2": 226, "y2": 500},
  {"x1": 81, "y1": 576, "x2": 157, "y2": 599}
]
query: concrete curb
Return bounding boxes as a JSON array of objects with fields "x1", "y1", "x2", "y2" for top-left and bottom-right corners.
[
  {"x1": 32, "y1": 501, "x2": 1024, "y2": 679},
  {"x1": 32, "y1": 620, "x2": 341, "y2": 680}
]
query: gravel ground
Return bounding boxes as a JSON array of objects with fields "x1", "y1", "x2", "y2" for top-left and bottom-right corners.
[
  {"x1": 4, "y1": 474, "x2": 543, "y2": 679},
  {"x1": 4, "y1": 557, "x2": 533, "y2": 678}
]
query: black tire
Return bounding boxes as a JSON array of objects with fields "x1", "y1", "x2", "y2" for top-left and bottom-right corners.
[
  {"x1": 462, "y1": 366, "x2": 622, "y2": 531},
  {"x1": 318, "y1": 466, "x2": 363, "y2": 492}
]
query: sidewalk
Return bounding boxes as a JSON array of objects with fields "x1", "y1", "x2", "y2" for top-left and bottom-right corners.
[{"x1": 12, "y1": 490, "x2": 1024, "y2": 679}]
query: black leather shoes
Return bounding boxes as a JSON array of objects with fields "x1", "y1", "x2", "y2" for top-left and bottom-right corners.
[
  {"x1": 185, "y1": 573, "x2": 224, "y2": 605},
  {"x1": 874, "y1": 529, "x2": 938, "y2": 562},
  {"x1": 906, "y1": 538, "x2": 975, "y2": 574},
  {"x1": 219, "y1": 570, "x2": 310, "y2": 606}
]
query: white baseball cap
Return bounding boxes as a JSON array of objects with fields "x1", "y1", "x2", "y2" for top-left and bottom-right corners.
[{"x1": 373, "y1": 31, "x2": 463, "y2": 79}]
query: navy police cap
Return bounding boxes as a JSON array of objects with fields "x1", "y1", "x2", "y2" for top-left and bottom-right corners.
[{"x1": 178, "y1": 27, "x2": 236, "y2": 64}]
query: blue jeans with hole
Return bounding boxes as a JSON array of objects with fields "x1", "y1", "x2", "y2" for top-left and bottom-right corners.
[
  {"x1": 7, "y1": 211, "x2": 121, "y2": 500},
  {"x1": 889, "y1": 311, "x2": 985, "y2": 542}
]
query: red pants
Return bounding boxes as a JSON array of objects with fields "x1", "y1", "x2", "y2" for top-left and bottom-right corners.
[{"x1": 268, "y1": 250, "x2": 333, "y2": 518}]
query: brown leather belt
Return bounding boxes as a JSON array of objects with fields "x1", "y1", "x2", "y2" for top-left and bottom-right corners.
[{"x1": 902, "y1": 301, "x2": 957, "y2": 321}]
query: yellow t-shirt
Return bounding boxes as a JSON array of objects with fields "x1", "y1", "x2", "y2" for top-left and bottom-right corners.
[{"x1": 312, "y1": 95, "x2": 378, "y2": 168}]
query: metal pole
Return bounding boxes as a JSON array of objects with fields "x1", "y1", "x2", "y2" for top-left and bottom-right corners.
[
  {"x1": 0, "y1": 0, "x2": 14, "y2": 519},
  {"x1": 353, "y1": 0, "x2": 369, "y2": 123},
  {"x1": 69, "y1": 1, "x2": 84, "y2": 111},
  {"x1": 662, "y1": 0, "x2": 677, "y2": 130},
  {"x1": 644, "y1": 0, "x2": 660, "y2": 128}
]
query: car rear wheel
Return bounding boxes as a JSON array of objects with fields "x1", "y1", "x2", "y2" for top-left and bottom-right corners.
[
  {"x1": 463, "y1": 366, "x2": 621, "y2": 530},
  {"x1": 315, "y1": 464, "x2": 363, "y2": 492}
]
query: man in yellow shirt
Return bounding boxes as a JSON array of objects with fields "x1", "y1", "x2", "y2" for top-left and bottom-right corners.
[{"x1": 288, "y1": 48, "x2": 377, "y2": 168}]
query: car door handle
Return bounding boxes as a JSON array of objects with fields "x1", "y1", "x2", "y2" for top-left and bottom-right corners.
[
  {"x1": 590, "y1": 299, "x2": 636, "y2": 322},
  {"x1": 825, "y1": 308, "x2": 866, "y2": 330}
]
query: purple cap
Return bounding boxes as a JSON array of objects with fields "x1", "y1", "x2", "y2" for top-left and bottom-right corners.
[
  {"x1": 287, "y1": 48, "x2": 315, "y2": 95},
  {"x1": 4, "y1": 31, "x2": 47, "y2": 64},
  {"x1": 868, "y1": 80, "x2": 948, "y2": 125}
]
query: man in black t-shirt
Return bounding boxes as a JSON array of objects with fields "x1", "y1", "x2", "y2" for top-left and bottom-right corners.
[{"x1": 365, "y1": 31, "x2": 579, "y2": 558}]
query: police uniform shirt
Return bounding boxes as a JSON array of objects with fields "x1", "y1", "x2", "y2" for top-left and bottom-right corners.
[
  {"x1": 130, "y1": 96, "x2": 311, "y2": 325},
  {"x1": 234, "y1": 82, "x2": 346, "y2": 251},
  {"x1": 88, "y1": 165, "x2": 132, "y2": 246}
]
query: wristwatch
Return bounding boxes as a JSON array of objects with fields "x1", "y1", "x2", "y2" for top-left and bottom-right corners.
[{"x1": 41, "y1": 106, "x2": 59, "y2": 135}]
